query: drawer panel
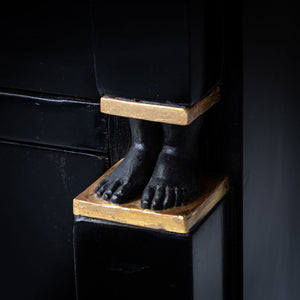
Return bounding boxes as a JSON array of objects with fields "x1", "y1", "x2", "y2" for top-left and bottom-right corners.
[
  {"x1": 0, "y1": 140, "x2": 108, "y2": 300},
  {"x1": 0, "y1": 91, "x2": 108, "y2": 153},
  {"x1": 0, "y1": 0, "x2": 97, "y2": 98}
]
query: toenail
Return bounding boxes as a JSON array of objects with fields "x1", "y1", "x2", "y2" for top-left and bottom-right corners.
[{"x1": 111, "y1": 195, "x2": 118, "y2": 203}]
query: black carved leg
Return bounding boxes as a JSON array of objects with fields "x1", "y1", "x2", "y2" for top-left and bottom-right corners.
[
  {"x1": 95, "y1": 118, "x2": 162, "y2": 204},
  {"x1": 141, "y1": 116, "x2": 204, "y2": 210}
]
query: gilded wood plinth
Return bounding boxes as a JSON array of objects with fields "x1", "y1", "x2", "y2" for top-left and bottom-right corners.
[
  {"x1": 73, "y1": 160, "x2": 229, "y2": 234},
  {"x1": 100, "y1": 87, "x2": 220, "y2": 126}
]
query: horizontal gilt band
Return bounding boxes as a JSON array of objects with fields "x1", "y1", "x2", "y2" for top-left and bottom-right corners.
[{"x1": 100, "y1": 87, "x2": 220, "y2": 125}]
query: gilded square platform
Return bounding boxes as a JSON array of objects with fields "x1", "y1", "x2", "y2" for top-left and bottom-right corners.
[{"x1": 73, "y1": 161, "x2": 229, "y2": 234}]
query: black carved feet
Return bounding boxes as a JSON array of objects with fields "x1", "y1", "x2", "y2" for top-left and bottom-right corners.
[
  {"x1": 141, "y1": 118, "x2": 202, "y2": 210},
  {"x1": 140, "y1": 147, "x2": 199, "y2": 210},
  {"x1": 95, "y1": 119, "x2": 161, "y2": 204},
  {"x1": 95, "y1": 117, "x2": 203, "y2": 210},
  {"x1": 95, "y1": 143, "x2": 159, "y2": 204}
]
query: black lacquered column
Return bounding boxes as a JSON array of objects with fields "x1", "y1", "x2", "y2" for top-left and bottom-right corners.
[
  {"x1": 73, "y1": 165, "x2": 228, "y2": 300},
  {"x1": 74, "y1": 202, "x2": 225, "y2": 300}
]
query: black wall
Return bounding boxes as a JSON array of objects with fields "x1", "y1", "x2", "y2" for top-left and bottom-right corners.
[{"x1": 243, "y1": 1, "x2": 300, "y2": 299}]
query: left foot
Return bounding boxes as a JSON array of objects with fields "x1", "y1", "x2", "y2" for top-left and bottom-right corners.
[
  {"x1": 95, "y1": 143, "x2": 158, "y2": 204},
  {"x1": 95, "y1": 119, "x2": 162, "y2": 204},
  {"x1": 141, "y1": 146, "x2": 200, "y2": 210}
]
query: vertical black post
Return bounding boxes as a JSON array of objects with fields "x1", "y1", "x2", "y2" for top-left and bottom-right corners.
[
  {"x1": 73, "y1": 166, "x2": 229, "y2": 299},
  {"x1": 74, "y1": 201, "x2": 226, "y2": 300}
]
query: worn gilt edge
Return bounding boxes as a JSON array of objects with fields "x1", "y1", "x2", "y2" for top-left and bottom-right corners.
[
  {"x1": 73, "y1": 174, "x2": 229, "y2": 234},
  {"x1": 185, "y1": 178, "x2": 229, "y2": 232},
  {"x1": 100, "y1": 86, "x2": 220, "y2": 125},
  {"x1": 73, "y1": 200, "x2": 188, "y2": 234},
  {"x1": 73, "y1": 178, "x2": 228, "y2": 234}
]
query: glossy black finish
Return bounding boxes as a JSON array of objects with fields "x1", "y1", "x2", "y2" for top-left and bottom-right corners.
[
  {"x1": 243, "y1": 2, "x2": 300, "y2": 299},
  {"x1": 0, "y1": 1, "x2": 98, "y2": 98},
  {"x1": 141, "y1": 117, "x2": 204, "y2": 210},
  {"x1": 0, "y1": 1, "x2": 245, "y2": 298},
  {"x1": 0, "y1": 141, "x2": 108, "y2": 300},
  {"x1": 219, "y1": 1, "x2": 243, "y2": 298},
  {"x1": 74, "y1": 201, "x2": 225, "y2": 300},
  {"x1": 95, "y1": 119, "x2": 162, "y2": 204},
  {"x1": 92, "y1": 0, "x2": 242, "y2": 295},
  {"x1": 96, "y1": 117, "x2": 204, "y2": 210},
  {"x1": 92, "y1": 0, "x2": 223, "y2": 107},
  {"x1": 0, "y1": 90, "x2": 108, "y2": 153}
]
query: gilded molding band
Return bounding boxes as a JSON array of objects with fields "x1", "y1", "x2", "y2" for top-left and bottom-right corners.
[
  {"x1": 100, "y1": 87, "x2": 220, "y2": 125},
  {"x1": 73, "y1": 160, "x2": 229, "y2": 234}
]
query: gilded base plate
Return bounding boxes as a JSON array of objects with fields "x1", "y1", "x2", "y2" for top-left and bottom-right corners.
[
  {"x1": 73, "y1": 160, "x2": 229, "y2": 234},
  {"x1": 100, "y1": 87, "x2": 220, "y2": 126}
]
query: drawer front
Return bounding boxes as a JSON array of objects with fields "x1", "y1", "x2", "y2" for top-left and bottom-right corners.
[
  {"x1": 0, "y1": 140, "x2": 108, "y2": 300},
  {"x1": 0, "y1": 91, "x2": 108, "y2": 153},
  {"x1": 0, "y1": 1, "x2": 97, "y2": 98}
]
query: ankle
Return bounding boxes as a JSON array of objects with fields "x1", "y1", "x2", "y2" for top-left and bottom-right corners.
[
  {"x1": 162, "y1": 143, "x2": 199, "y2": 160},
  {"x1": 131, "y1": 142, "x2": 161, "y2": 153}
]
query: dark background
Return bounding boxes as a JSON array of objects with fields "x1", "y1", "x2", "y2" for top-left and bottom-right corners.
[
  {"x1": 243, "y1": 1, "x2": 300, "y2": 299},
  {"x1": 0, "y1": 0, "x2": 299, "y2": 299}
]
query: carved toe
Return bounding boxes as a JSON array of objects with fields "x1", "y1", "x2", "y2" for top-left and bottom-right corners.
[
  {"x1": 141, "y1": 186, "x2": 155, "y2": 209},
  {"x1": 111, "y1": 183, "x2": 131, "y2": 204},
  {"x1": 103, "y1": 180, "x2": 122, "y2": 200},
  {"x1": 163, "y1": 186, "x2": 175, "y2": 209},
  {"x1": 174, "y1": 187, "x2": 183, "y2": 207},
  {"x1": 95, "y1": 179, "x2": 107, "y2": 193},
  {"x1": 151, "y1": 186, "x2": 165, "y2": 210},
  {"x1": 97, "y1": 182, "x2": 109, "y2": 198}
]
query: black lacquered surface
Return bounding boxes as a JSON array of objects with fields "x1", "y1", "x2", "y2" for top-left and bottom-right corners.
[
  {"x1": 74, "y1": 202, "x2": 225, "y2": 300},
  {"x1": 0, "y1": 91, "x2": 108, "y2": 153},
  {"x1": 0, "y1": 141, "x2": 107, "y2": 300},
  {"x1": 243, "y1": 2, "x2": 300, "y2": 299},
  {"x1": 93, "y1": 0, "x2": 223, "y2": 107},
  {"x1": 0, "y1": 0, "x2": 98, "y2": 98}
]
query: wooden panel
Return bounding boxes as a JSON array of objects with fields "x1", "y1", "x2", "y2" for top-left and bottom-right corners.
[
  {"x1": 0, "y1": 91, "x2": 108, "y2": 153},
  {"x1": 93, "y1": 0, "x2": 223, "y2": 107},
  {"x1": 0, "y1": 141, "x2": 108, "y2": 300},
  {"x1": 0, "y1": 0, "x2": 97, "y2": 98}
]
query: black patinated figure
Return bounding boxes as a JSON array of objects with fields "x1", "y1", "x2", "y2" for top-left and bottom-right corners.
[
  {"x1": 95, "y1": 119, "x2": 162, "y2": 204},
  {"x1": 93, "y1": 0, "x2": 223, "y2": 210},
  {"x1": 95, "y1": 117, "x2": 203, "y2": 210}
]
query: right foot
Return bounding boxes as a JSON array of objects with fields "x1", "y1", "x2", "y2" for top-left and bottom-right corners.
[
  {"x1": 141, "y1": 117, "x2": 204, "y2": 210},
  {"x1": 95, "y1": 143, "x2": 159, "y2": 204},
  {"x1": 140, "y1": 145, "x2": 200, "y2": 210}
]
